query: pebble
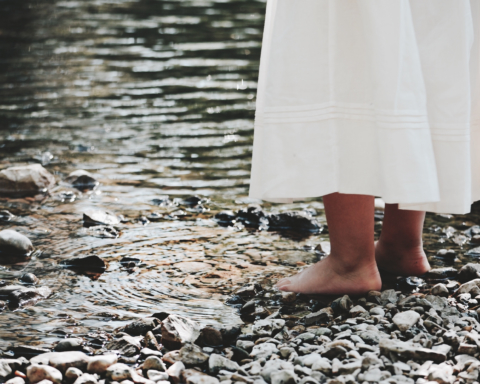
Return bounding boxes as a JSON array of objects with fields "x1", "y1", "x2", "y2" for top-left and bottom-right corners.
[
  {"x1": 0, "y1": 360, "x2": 12, "y2": 379},
  {"x1": 208, "y1": 354, "x2": 240, "y2": 375},
  {"x1": 270, "y1": 370, "x2": 297, "y2": 384},
  {"x1": 166, "y1": 361, "x2": 185, "y2": 384},
  {"x1": 5, "y1": 378, "x2": 25, "y2": 384},
  {"x1": 431, "y1": 283, "x2": 449, "y2": 297},
  {"x1": 65, "y1": 367, "x2": 83, "y2": 382},
  {"x1": 392, "y1": 310, "x2": 421, "y2": 332},
  {"x1": 105, "y1": 363, "x2": 132, "y2": 382},
  {"x1": 27, "y1": 365, "x2": 62, "y2": 384},
  {"x1": 87, "y1": 354, "x2": 118, "y2": 374},
  {"x1": 147, "y1": 370, "x2": 169, "y2": 382},
  {"x1": 73, "y1": 374, "x2": 98, "y2": 384},
  {"x1": 19, "y1": 273, "x2": 38, "y2": 285},
  {"x1": 143, "y1": 356, "x2": 166, "y2": 372}
]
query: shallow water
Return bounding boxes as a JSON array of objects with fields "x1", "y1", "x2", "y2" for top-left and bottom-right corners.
[{"x1": 0, "y1": 0, "x2": 479, "y2": 352}]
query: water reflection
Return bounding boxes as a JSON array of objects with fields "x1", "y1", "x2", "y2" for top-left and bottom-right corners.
[{"x1": 0, "y1": 0, "x2": 479, "y2": 352}]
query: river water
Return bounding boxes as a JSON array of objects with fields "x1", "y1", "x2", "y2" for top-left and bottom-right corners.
[{"x1": 0, "y1": 0, "x2": 478, "y2": 352}]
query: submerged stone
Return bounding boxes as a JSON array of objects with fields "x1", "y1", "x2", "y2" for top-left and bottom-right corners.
[
  {"x1": 0, "y1": 230, "x2": 34, "y2": 256},
  {"x1": 0, "y1": 164, "x2": 56, "y2": 197}
]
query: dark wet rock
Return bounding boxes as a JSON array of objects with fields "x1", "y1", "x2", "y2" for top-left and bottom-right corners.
[
  {"x1": 0, "y1": 210, "x2": 15, "y2": 222},
  {"x1": 0, "y1": 230, "x2": 34, "y2": 256},
  {"x1": 179, "y1": 196, "x2": 204, "y2": 207},
  {"x1": 106, "y1": 336, "x2": 141, "y2": 357},
  {"x1": 12, "y1": 345, "x2": 50, "y2": 358},
  {"x1": 54, "y1": 338, "x2": 83, "y2": 352},
  {"x1": 303, "y1": 308, "x2": 334, "y2": 325},
  {"x1": 0, "y1": 164, "x2": 56, "y2": 197},
  {"x1": 214, "y1": 211, "x2": 236, "y2": 226},
  {"x1": 0, "y1": 300, "x2": 6, "y2": 310},
  {"x1": 27, "y1": 364, "x2": 62, "y2": 384},
  {"x1": 197, "y1": 326, "x2": 223, "y2": 347},
  {"x1": 280, "y1": 292, "x2": 296, "y2": 304},
  {"x1": 143, "y1": 356, "x2": 166, "y2": 372},
  {"x1": 86, "y1": 354, "x2": 117, "y2": 374},
  {"x1": 179, "y1": 344, "x2": 209, "y2": 366},
  {"x1": 87, "y1": 225, "x2": 119, "y2": 239},
  {"x1": 120, "y1": 257, "x2": 141, "y2": 268},
  {"x1": 152, "y1": 195, "x2": 172, "y2": 207},
  {"x1": 331, "y1": 295, "x2": 352, "y2": 315},
  {"x1": 123, "y1": 317, "x2": 159, "y2": 336},
  {"x1": 66, "y1": 170, "x2": 99, "y2": 190},
  {"x1": 0, "y1": 285, "x2": 24, "y2": 298},
  {"x1": 465, "y1": 246, "x2": 480, "y2": 257},
  {"x1": 234, "y1": 283, "x2": 262, "y2": 298},
  {"x1": 458, "y1": 263, "x2": 480, "y2": 283},
  {"x1": 220, "y1": 326, "x2": 241, "y2": 345},
  {"x1": 397, "y1": 276, "x2": 426, "y2": 291},
  {"x1": 8, "y1": 286, "x2": 52, "y2": 308},
  {"x1": 83, "y1": 210, "x2": 120, "y2": 227},
  {"x1": 236, "y1": 205, "x2": 267, "y2": 227},
  {"x1": 144, "y1": 331, "x2": 160, "y2": 351},
  {"x1": 161, "y1": 314, "x2": 201, "y2": 350},
  {"x1": 147, "y1": 212, "x2": 163, "y2": 221},
  {"x1": 436, "y1": 249, "x2": 457, "y2": 260},
  {"x1": 61, "y1": 255, "x2": 106, "y2": 271},
  {"x1": 425, "y1": 267, "x2": 457, "y2": 279},
  {"x1": 19, "y1": 273, "x2": 38, "y2": 285},
  {"x1": 267, "y1": 212, "x2": 321, "y2": 233}
]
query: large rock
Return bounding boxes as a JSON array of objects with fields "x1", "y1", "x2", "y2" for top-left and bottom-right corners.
[
  {"x1": 0, "y1": 230, "x2": 34, "y2": 256},
  {"x1": 392, "y1": 311, "x2": 420, "y2": 332},
  {"x1": 106, "y1": 336, "x2": 141, "y2": 357},
  {"x1": 179, "y1": 344, "x2": 209, "y2": 366},
  {"x1": 27, "y1": 365, "x2": 62, "y2": 384},
  {"x1": 65, "y1": 367, "x2": 83, "y2": 382},
  {"x1": 66, "y1": 170, "x2": 99, "y2": 190},
  {"x1": 458, "y1": 263, "x2": 480, "y2": 283},
  {"x1": 87, "y1": 354, "x2": 118, "y2": 374},
  {"x1": 54, "y1": 338, "x2": 83, "y2": 352},
  {"x1": 48, "y1": 351, "x2": 90, "y2": 373},
  {"x1": 0, "y1": 164, "x2": 55, "y2": 197},
  {"x1": 161, "y1": 315, "x2": 201, "y2": 349},
  {"x1": 8, "y1": 286, "x2": 52, "y2": 308},
  {"x1": 143, "y1": 356, "x2": 166, "y2": 372}
]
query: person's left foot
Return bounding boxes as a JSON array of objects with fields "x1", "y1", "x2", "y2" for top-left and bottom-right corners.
[
  {"x1": 375, "y1": 240, "x2": 430, "y2": 276},
  {"x1": 275, "y1": 255, "x2": 382, "y2": 295}
]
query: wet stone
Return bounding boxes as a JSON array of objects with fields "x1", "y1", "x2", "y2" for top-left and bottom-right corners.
[
  {"x1": 0, "y1": 230, "x2": 34, "y2": 256},
  {"x1": 55, "y1": 338, "x2": 83, "y2": 352},
  {"x1": 66, "y1": 170, "x2": 99, "y2": 190},
  {"x1": 8, "y1": 286, "x2": 52, "y2": 308},
  {"x1": 19, "y1": 273, "x2": 38, "y2": 285},
  {"x1": 431, "y1": 283, "x2": 449, "y2": 297},
  {"x1": 252, "y1": 319, "x2": 285, "y2": 337},
  {"x1": 123, "y1": 318, "x2": 159, "y2": 336},
  {"x1": 143, "y1": 356, "x2": 166, "y2": 372},
  {"x1": 105, "y1": 363, "x2": 132, "y2": 382},
  {"x1": 161, "y1": 315, "x2": 201, "y2": 350},
  {"x1": 61, "y1": 255, "x2": 106, "y2": 272},
  {"x1": 83, "y1": 210, "x2": 120, "y2": 227},
  {"x1": 0, "y1": 210, "x2": 14, "y2": 222},
  {"x1": 0, "y1": 164, "x2": 56, "y2": 197},
  {"x1": 198, "y1": 326, "x2": 223, "y2": 347},
  {"x1": 178, "y1": 344, "x2": 209, "y2": 367},
  {"x1": 106, "y1": 336, "x2": 141, "y2": 357},
  {"x1": 458, "y1": 263, "x2": 480, "y2": 283},
  {"x1": 281, "y1": 292, "x2": 296, "y2": 304},
  {"x1": 65, "y1": 367, "x2": 83, "y2": 382}
]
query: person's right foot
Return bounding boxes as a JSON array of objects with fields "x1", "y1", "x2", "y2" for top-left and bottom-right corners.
[
  {"x1": 375, "y1": 240, "x2": 430, "y2": 276},
  {"x1": 275, "y1": 255, "x2": 382, "y2": 295}
]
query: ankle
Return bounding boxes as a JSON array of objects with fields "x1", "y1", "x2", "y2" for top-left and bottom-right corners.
[
  {"x1": 377, "y1": 237, "x2": 423, "y2": 253},
  {"x1": 328, "y1": 253, "x2": 377, "y2": 275}
]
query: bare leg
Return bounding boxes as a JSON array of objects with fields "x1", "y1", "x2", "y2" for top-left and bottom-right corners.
[
  {"x1": 375, "y1": 204, "x2": 430, "y2": 276},
  {"x1": 276, "y1": 193, "x2": 381, "y2": 295}
]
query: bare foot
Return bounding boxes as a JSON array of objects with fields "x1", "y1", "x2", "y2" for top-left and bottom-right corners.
[
  {"x1": 375, "y1": 240, "x2": 430, "y2": 276},
  {"x1": 275, "y1": 255, "x2": 382, "y2": 295}
]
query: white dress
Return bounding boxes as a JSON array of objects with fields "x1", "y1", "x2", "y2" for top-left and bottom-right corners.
[{"x1": 249, "y1": 0, "x2": 480, "y2": 214}]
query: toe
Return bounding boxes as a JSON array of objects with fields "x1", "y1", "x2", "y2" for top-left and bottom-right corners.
[{"x1": 275, "y1": 278, "x2": 290, "y2": 287}]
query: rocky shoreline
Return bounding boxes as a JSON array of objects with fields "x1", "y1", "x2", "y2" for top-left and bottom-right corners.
[{"x1": 3, "y1": 268, "x2": 480, "y2": 384}]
